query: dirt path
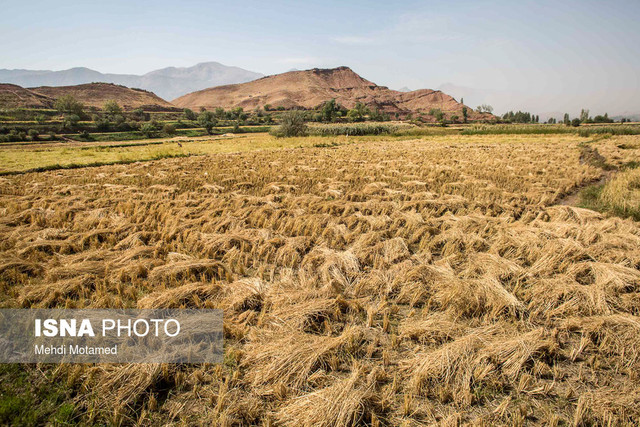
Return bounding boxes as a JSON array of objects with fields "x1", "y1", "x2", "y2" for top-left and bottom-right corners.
[
  {"x1": 558, "y1": 172, "x2": 612, "y2": 205},
  {"x1": 557, "y1": 143, "x2": 616, "y2": 206}
]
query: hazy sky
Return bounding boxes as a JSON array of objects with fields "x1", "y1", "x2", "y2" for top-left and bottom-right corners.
[{"x1": 2, "y1": 0, "x2": 639, "y2": 116}]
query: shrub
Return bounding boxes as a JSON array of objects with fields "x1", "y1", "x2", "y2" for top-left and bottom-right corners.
[
  {"x1": 184, "y1": 108, "x2": 196, "y2": 121},
  {"x1": 214, "y1": 108, "x2": 226, "y2": 119},
  {"x1": 346, "y1": 109, "x2": 363, "y2": 122},
  {"x1": 270, "y1": 111, "x2": 308, "y2": 137},
  {"x1": 141, "y1": 123, "x2": 156, "y2": 137},
  {"x1": 571, "y1": 118, "x2": 581, "y2": 127},
  {"x1": 429, "y1": 108, "x2": 444, "y2": 121},
  {"x1": 62, "y1": 114, "x2": 80, "y2": 130},
  {"x1": 103, "y1": 100, "x2": 123, "y2": 116},
  {"x1": 55, "y1": 95, "x2": 84, "y2": 115},
  {"x1": 27, "y1": 129, "x2": 39, "y2": 141},
  {"x1": 95, "y1": 118, "x2": 111, "y2": 131},
  {"x1": 115, "y1": 119, "x2": 133, "y2": 132},
  {"x1": 198, "y1": 111, "x2": 216, "y2": 134},
  {"x1": 78, "y1": 130, "x2": 92, "y2": 141},
  {"x1": 163, "y1": 123, "x2": 177, "y2": 136}
]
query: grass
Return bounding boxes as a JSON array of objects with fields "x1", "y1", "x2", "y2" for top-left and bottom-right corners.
[
  {"x1": 578, "y1": 125, "x2": 640, "y2": 136},
  {"x1": 0, "y1": 131, "x2": 507, "y2": 174},
  {"x1": 0, "y1": 133, "x2": 400, "y2": 174},
  {"x1": 0, "y1": 365, "x2": 78, "y2": 425},
  {"x1": 1, "y1": 132, "x2": 639, "y2": 425},
  {"x1": 63, "y1": 125, "x2": 272, "y2": 142},
  {"x1": 579, "y1": 166, "x2": 640, "y2": 220},
  {"x1": 308, "y1": 122, "x2": 414, "y2": 136},
  {"x1": 461, "y1": 124, "x2": 575, "y2": 135},
  {"x1": 461, "y1": 124, "x2": 640, "y2": 136}
]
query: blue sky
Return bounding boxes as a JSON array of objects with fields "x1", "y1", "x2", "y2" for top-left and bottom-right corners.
[{"x1": 1, "y1": 0, "x2": 639, "y2": 116}]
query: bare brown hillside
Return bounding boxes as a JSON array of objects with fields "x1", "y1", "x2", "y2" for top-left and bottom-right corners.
[
  {"x1": 30, "y1": 82, "x2": 174, "y2": 110},
  {"x1": 0, "y1": 83, "x2": 54, "y2": 109},
  {"x1": 173, "y1": 67, "x2": 491, "y2": 120}
]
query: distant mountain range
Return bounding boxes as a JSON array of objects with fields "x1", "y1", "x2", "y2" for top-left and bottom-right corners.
[
  {"x1": 0, "y1": 62, "x2": 263, "y2": 101},
  {"x1": 611, "y1": 112, "x2": 640, "y2": 122}
]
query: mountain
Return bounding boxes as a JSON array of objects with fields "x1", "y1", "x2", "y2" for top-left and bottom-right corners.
[
  {"x1": 0, "y1": 83, "x2": 54, "y2": 109},
  {"x1": 30, "y1": 83, "x2": 174, "y2": 110},
  {"x1": 611, "y1": 112, "x2": 640, "y2": 122},
  {"x1": 0, "y1": 62, "x2": 263, "y2": 100},
  {"x1": 173, "y1": 67, "x2": 490, "y2": 120},
  {"x1": 397, "y1": 86, "x2": 411, "y2": 92}
]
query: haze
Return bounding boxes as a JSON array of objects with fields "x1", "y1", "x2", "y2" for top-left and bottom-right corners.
[{"x1": 1, "y1": 0, "x2": 639, "y2": 117}]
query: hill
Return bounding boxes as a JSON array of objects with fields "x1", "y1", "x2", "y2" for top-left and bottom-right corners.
[
  {"x1": 0, "y1": 83, "x2": 54, "y2": 109},
  {"x1": 172, "y1": 67, "x2": 489, "y2": 120},
  {"x1": 30, "y1": 83, "x2": 174, "y2": 110},
  {"x1": 0, "y1": 62, "x2": 263, "y2": 100}
]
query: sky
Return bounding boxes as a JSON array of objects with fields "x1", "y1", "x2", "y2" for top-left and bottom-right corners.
[{"x1": 1, "y1": 0, "x2": 639, "y2": 117}]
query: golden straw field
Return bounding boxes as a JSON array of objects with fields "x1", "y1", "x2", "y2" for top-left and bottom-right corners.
[{"x1": 1, "y1": 133, "x2": 639, "y2": 425}]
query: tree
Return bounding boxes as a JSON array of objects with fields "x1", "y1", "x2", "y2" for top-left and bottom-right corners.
[
  {"x1": 62, "y1": 114, "x2": 80, "y2": 130},
  {"x1": 55, "y1": 95, "x2": 84, "y2": 116},
  {"x1": 95, "y1": 117, "x2": 111, "y2": 131},
  {"x1": 35, "y1": 114, "x2": 47, "y2": 125},
  {"x1": 429, "y1": 108, "x2": 444, "y2": 121},
  {"x1": 141, "y1": 123, "x2": 156, "y2": 137},
  {"x1": 347, "y1": 109, "x2": 363, "y2": 122},
  {"x1": 183, "y1": 108, "x2": 196, "y2": 121},
  {"x1": 103, "y1": 100, "x2": 123, "y2": 116},
  {"x1": 593, "y1": 113, "x2": 613, "y2": 123},
  {"x1": 369, "y1": 108, "x2": 387, "y2": 121},
  {"x1": 460, "y1": 97, "x2": 464, "y2": 105},
  {"x1": 476, "y1": 104, "x2": 493, "y2": 114},
  {"x1": 580, "y1": 109, "x2": 590, "y2": 123},
  {"x1": 270, "y1": 111, "x2": 308, "y2": 137},
  {"x1": 163, "y1": 123, "x2": 177, "y2": 136},
  {"x1": 462, "y1": 107, "x2": 468, "y2": 123},
  {"x1": 28, "y1": 129, "x2": 39, "y2": 141},
  {"x1": 198, "y1": 110, "x2": 216, "y2": 134},
  {"x1": 571, "y1": 118, "x2": 581, "y2": 127},
  {"x1": 563, "y1": 113, "x2": 570, "y2": 126},
  {"x1": 321, "y1": 99, "x2": 338, "y2": 122},
  {"x1": 214, "y1": 108, "x2": 226, "y2": 119}
]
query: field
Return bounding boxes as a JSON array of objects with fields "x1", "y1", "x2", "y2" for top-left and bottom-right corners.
[{"x1": 1, "y1": 132, "x2": 639, "y2": 425}]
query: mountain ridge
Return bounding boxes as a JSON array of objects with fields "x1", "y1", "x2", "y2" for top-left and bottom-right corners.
[
  {"x1": 29, "y1": 82, "x2": 174, "y2": 110},
  {"x1": 0, "y1": 62, "x2": 263, "y2": 100},
  {"x1": 173, "y1": 66, "x2": 490, "y2": 120}
]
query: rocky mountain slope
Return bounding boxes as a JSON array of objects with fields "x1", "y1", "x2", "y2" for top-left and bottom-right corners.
[
  {"x1": 30, "y1": 83, "x2": 173, "y2": 110},
  {"x1": 173, "y1": 67, "x2": 489, "y2": 119},
  {"x1": 0, "y1": 83, "x2": 54, "y2": 109}
]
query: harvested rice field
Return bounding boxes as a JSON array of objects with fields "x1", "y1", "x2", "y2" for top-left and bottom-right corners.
[{"x1": 1, "y1": 134, "x2": 639, "y2": 425}]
